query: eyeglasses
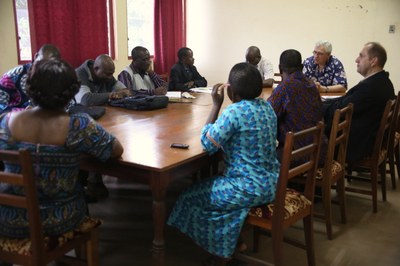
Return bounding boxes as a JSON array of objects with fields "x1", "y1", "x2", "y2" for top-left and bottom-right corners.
[{"x1": 313, "y1": 51, "x2": 326, "y2": 56}]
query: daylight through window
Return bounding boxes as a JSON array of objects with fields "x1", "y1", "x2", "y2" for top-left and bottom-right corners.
[{"x1": 126, "y1": 0, "x2": 155, "y2": 56}]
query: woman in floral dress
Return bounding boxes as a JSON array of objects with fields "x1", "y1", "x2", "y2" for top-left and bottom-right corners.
[
  {"x1": 167, "y1": 63, "x2": 280, "y2": 262},
  {"x1": 0, "y1": 59, "x2": 123, "y2": 238}
]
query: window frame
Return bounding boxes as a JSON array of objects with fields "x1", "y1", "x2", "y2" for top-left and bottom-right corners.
[{"x1": 13, "y1": 0, "x2": 31, "y2": 64}]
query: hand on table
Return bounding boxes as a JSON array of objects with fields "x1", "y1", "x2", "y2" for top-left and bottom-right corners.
[{"x1": 109, "y1": 89, "x2": 132, "y2": 100}]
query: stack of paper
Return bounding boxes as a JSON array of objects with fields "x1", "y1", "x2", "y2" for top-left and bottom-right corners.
[
  {"x1": 190, "y1": 87, "x2": 212, "y2": 94},
  {"x1": 166, "y1": 91, "x2": 181, "y2": 99},
  {"x1": 321, "y1": 95, "x2": 341, "y2": 101}
]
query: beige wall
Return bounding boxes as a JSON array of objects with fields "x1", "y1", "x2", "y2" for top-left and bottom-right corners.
[
  {"x1": 186, "y1": 0, "x2": 400, "y2": 90},
  {"x1": 0, "y1": 0, "x2": 19, "y2": 74},
  {"x1": 1, "y1": 0, "x2": 399, "y2": 91}
]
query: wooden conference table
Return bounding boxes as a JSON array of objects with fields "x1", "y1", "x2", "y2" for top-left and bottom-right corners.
[
  {"x1": 80, "y1": 87, "x2": 342, "y2": 263},
  {"x1": 80, "y1": 90, "x2": 218, "y2": 264}
]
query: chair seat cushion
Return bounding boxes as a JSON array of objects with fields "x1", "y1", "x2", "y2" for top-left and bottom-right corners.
[
  {"x1": 356, "y1": 149, "x2": 387, "y2": 167},
  {"x1": 248, "y1": 189, "x2": 311, "y2": 220},
  {"x1": 315, "y1": 160, "x2": 343, "y2": 180},
  {"x1": 394, "y1": 132, "x2": 400, "y2": 146},
  {"x1": 0, "y1": 216, "x2": 101, "y2": 256}
]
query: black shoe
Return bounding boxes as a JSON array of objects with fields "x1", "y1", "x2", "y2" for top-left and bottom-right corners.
[
  {"x1": 84, "y1": 192, "x2": 98, "y2": 203},
  {"x1": 86, "y1": 181, "x2": 109, "y2": 199}
]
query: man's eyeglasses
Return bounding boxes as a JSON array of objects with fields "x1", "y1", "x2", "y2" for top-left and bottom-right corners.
[{"x1": 313, "y1": 51, "x2": 326, "y2": 56}]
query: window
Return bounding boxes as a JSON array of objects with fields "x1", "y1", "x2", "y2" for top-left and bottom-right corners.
[
  {"x1": 13, "y1": 0, "x2": 32, "y2": 63},
  {"x1": 126, "y1": 0, "x2": 155, "y2": 56}
]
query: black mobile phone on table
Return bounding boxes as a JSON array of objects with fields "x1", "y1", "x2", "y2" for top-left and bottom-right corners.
[{"x1": 170, "y1": 143, "x2": 189, "y2": 149}]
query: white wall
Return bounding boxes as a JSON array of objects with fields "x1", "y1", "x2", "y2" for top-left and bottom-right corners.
[{"x1": 186, "y1": 0, "x2": 400, "y2": 90}]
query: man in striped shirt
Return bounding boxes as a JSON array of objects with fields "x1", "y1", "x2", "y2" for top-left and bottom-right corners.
[{"x1": 118, "y1": 46, "x2": 167, "y2": 96}]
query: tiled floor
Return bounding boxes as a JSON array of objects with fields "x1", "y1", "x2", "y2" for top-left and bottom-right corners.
[{"x1": 88, "y1": 175, "x2": 400, "y2": 266}]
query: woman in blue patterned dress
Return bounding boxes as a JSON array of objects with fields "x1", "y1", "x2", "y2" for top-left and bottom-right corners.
[
  {"x1": 0, "y1": 59, "x2": 123, "y2": 238},
  {"x1": 167, "y1": 63, "x2": 280, "y2": 262}
]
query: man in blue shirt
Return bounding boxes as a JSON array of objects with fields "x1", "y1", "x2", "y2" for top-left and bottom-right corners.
[{"x1": 303, "y1": 40, "x2": 347, "y2": 93}]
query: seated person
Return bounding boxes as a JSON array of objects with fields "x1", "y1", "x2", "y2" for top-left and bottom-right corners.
[
  {"x1": 168, "y1": 47, "x2": 207, "y2": 91},
  {"x1": 167, "y1": 63, "x2": 280, "y2": 262},
  {"x1": 245, "y1": 46, "x2": 274, "y2": 87},
  {"x1": 0, "y1": 59, "x2": 123, "y2": 238},
  {"x1": 118, "y1": 46, "x2": 167, "y2": 96},
  {"x1": 75, "y1": 54, "x2": 129, "y2": 199},
  {"x1": 268, "y1": 49, "x2": 327, "y2": 165},
  {"x1": 75, "y1": 54, "x2": 130, "y2": 106},
  {"x1": 303, "y1": 40, "x2": 347, "y2": 93},
  {"x1": 0, "y1": 44, "x2": 60, "y2": 114},
  {"x1": 323, "y1": 42, "x2": 395, "y2": 163}
]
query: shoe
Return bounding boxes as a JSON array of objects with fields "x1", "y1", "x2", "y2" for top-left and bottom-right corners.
[
  {"x1": 84, "y1": 192, "x2": 98, "y2": 203},
  {"x1": 86, "y1": 181, "x2": 109, "y2": 199}
]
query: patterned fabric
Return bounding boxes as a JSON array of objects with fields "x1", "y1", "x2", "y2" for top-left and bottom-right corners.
[
  {"x1": 0, "y1": 216, "x2": 101, "y2": 255},
  {"x1": 303, "y1": 55, "x2": 347, "y2": 88},
  {"x1": 0, "y1": 112, "x2": 115, "y2": 238},
  {"x1": 315, "y1": 160, "x2": 343, "y2": 180},
  {"x1": 248, "y1": 189, "x2": 311, "y2": 220},
  {"x1": 167, "y1": 98, "x2": 280, "y2": 258},
  {"x1": 268, "y1": 71, "x2": 328, "y2": 165},
  {"x1": 0, "y1": 64, "x2": 32, "y2": 114}
]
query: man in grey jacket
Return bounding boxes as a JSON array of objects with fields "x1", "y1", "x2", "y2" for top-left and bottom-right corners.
[
  {"x1": 75, "y1": 54, "x2": 129, "y2": 201},
  {"x1": 75, "y1": 54, "x2": 130, "y2": 105}
]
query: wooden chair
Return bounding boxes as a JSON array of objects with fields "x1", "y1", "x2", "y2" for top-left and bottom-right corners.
[
  {"x1": 392, "y1": 110, "x2": 400, "y2": 186},
  {"x1": 236, "y1": 122, "x2": 324, "y2": 266},
  {"x1": 0, "y1": 149, "x2": 100, "y2": 266},
  {"x1": 386, "y1": 92, "x2": 400, "y2": 189},
  {"x1": 346, "y1": 99, "x2": 396, "y2": 213},
  {"x1": 314, "y1": 103, "x2": 353, "y2": 240}
]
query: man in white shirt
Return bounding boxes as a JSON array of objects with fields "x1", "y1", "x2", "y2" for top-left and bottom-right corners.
[{"x1": 246, "y1": 46, "x2": 274, "y2": 87}]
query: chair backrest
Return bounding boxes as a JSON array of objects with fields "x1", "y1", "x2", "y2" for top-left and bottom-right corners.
[
  {"x1": 272, "y1": 122, "x2": 324, "y2": 226},
  {"x1": 395, "y1": 93, "x2": 400, "y2": 135},
  {"x1": 323, "y1": 103, "x2": 354, "y2": 180},
  {"x1": 0, "y1": 149, "x2": 46, "y2": 264},
  {"x1": 371, "y1": 99, "x2": 396, "y2": 162},
  {"x1": 388, "y1": 92, "x2": 400, "y2": 152}
]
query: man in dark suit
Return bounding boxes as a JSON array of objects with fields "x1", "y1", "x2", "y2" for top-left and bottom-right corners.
[
  {"x1": 168, "y1": 47, "x2": 207, "y2": 91},
  {"x1": 323, "y1": 42, "x2": 395, "y2": 162}
]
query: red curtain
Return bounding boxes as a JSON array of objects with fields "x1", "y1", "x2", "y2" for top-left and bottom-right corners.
[
  {"x1": 153, "y1": 0, "x2": 186, "y2": 74},
  {"x1": 28, "y1": 0, "x2": 109, "y2": 67}
]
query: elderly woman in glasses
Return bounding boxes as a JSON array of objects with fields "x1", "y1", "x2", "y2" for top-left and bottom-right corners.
[{"x1": 303, "y1": 40, "x2": 347, "y2": 93}]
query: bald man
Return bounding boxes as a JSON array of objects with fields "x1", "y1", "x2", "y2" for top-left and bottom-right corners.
[
  {"x1": 0, "y1": 44, "x2": 61, "y2": 114},
  {"x1": 75, "y1": 54, "x2": 130, "y2": 106},
  {"x1": 75, "y1": 54, "x2": 130, "y2": 201},
  {"x1": 245, "y1": 46, "x2": 274, "y2": 87}
]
